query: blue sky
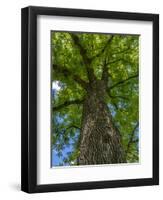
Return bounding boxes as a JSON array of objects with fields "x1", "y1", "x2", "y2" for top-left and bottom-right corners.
[
  {"x1": 52, "y1": 142, "x2": 74, "y2": 166},
  {"x1": 51, "y1": 81, "x2": 78, "y2": 166}
]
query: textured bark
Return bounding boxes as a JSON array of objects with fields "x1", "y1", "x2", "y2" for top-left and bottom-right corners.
[{"x1": 78, "y1": 80, "x2": 126, "y2": 165}]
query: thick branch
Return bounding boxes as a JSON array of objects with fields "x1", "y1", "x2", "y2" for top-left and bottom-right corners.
[
  {"x1": 107, "y1": 89, "x2": 129, "y2": 100},
  {"x1": 53, "y1": 64, "x2": 88, "y2": 89},
  {"x1": 101, "y1": 60, "x2": 109, "y2": 84},
  {"x1": 70, "y1": 34, "x2": 91, "y2": 65},
  {"x1": 101, "y1": 57, "x2": 121, "y2": 84},
  {"x1": 70, "y1": 33, "x2": 96, "y2": 82},
  {"x1": 109, "y1": 73, "x2": 138, "y2": 90},
  {"x1": 93, "y1": 35, "x2": 114, "y2": 60},
  {"x1": 100, "y1": 36, "x2": 114, "y2": 84},
  {"x1": 101, "y1": 59, "x2": 123, "y2": 83},
  {"x1": 53, "y1": 99, "x2": 84, "y2": 112}
]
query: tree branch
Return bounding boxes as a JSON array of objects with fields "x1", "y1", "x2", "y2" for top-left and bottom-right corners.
[
  {"x1": 101, "y1": 59, "x2": 109, "y2": 84},
  {"x1": 70, "y1": 33, "x2": 96, "y2": 82},
  {"x1": 100, "y1": 36, "x2": 114, "y2": 84},
  {"x1": 53, "y1": 99, "x2": 84, "y2": 112},
  {"x1": 107, "y1": 89, "x2": 129, "y2": 100},
  {"x1": 109, "y1": 73, "x2": 138, "y2": 90},
  {"x1": 111, "y1": 46, "x2": 135, "y2": 56},
  {"x1": 66, "y1": 125, "x2": 81, "y2": 131},
  {"x1": 93, "y1": 35, "x2": 114, "y2": 60},
  {"x1": 70, "y1": 34, "x2": 91, "y2": 65},
  {"x1": 101, "y1": 58, "x2": 124, "y2": 84},
  {"x1": 53, "y1": 64, "x2": 88, "y2": 90},
  {"x1": 105, "y1": 57, "x2": 137, "y2": 67},
  {"x1": 107, "y1": 58, "x2": 124, "y2": 65}
]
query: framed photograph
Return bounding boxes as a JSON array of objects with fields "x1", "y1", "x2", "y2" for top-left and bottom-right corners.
[{"x1": 21, "y1": 6, "x2": 159, "y2": 193}]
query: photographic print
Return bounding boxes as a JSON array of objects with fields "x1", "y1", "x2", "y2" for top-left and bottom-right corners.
[
  {"x1": 21, "y1": 6, "x2": 159, "y2": 193},
  {"x1": 51, "y1": 31, "x2": 139, "y2": 167}
]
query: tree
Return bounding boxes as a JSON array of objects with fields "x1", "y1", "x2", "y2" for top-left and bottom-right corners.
[{"x1": 51, "y1": 32, "x2": 139, "y2": 166}]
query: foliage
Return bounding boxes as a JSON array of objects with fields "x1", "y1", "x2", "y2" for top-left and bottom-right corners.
[{"x1": 51, "y1": 31, "x2": 139, "y2": 166}]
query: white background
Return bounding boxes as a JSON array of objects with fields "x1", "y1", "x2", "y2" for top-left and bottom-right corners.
[{"x1": 0, "y1": 0, "x2": 162, "y2": 199}]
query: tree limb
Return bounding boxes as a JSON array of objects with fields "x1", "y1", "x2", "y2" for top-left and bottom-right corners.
[
  {"x1": 53, "y1": 64, "x2": 88, "y2": 90},
  {"x1": 70, "y1": 34, "x2": 91, "y2": 65},
  {"x1": 107, "y1": 89, "x2": 129, "y2": 100},
  {"x1": 105, "y1": 57, "x2": 136, "y2": 67},
  {"x1": 99, "y1": 36, "x2": 114, "y2": 84},
  {"x1": 107, "y1": 58, "x2": 125, "y2": 65},
  {"x1": 111, "y1": 46, "x2": 135, "y2": 56},
  {"x1": 101, "y1": 58, "x2": 124, "y2": 84},
  {"x1": 65, "y1": 125, "x2": 81, "y2": 131},
  {"x1": 70, "y1": 33, "x2": 96, "y2": 82},
  {"x1": 53, "y1": 99, "x2": 84, "y2": 112},
  {"x1": 102, "y1": 58, "x2": 137, "y2": 86},
  {"x1": 101, "y1": 56, "x2": 110, "y2": 84},
  {"x1": 109, "y1": 73, "x2": 138, "y2": 90},
  {"x1": 92, "y1": 35, "x2": 114, "y2": 60}
]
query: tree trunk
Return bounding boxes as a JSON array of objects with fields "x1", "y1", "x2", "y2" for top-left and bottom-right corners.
[{"x1": 78, "y1": 80, "x2": 126, "y2": 165}]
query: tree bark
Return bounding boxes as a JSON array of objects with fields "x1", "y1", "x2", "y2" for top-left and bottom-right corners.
[{"x1": 78, "y1": 80, "x2": 126, "y2": 165}]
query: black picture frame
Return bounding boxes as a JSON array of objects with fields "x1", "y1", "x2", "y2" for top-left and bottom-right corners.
[{"x1": 21, "y1": 6, "x2": 159, "y2": 193}]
